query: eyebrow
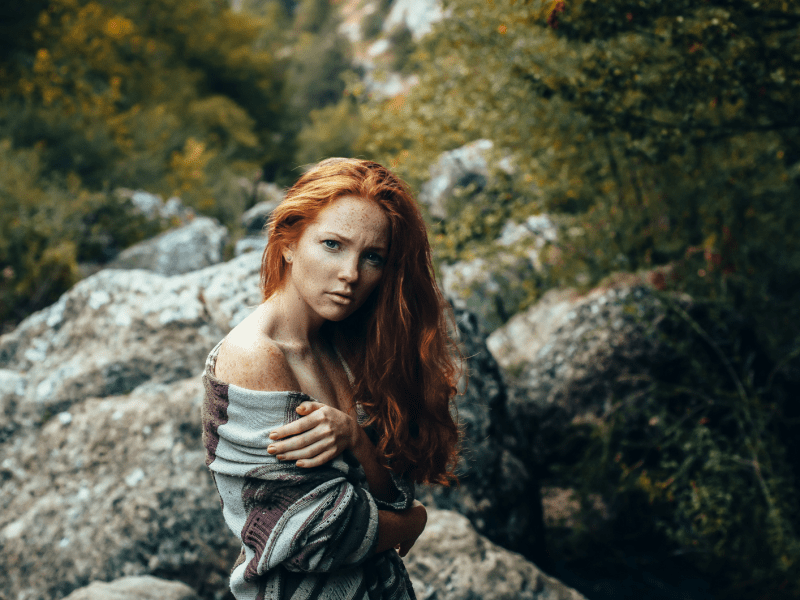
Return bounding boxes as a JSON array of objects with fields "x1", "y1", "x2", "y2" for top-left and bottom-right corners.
[{"x1": 320, "y1": 231, "x2": 388, "y2": 252}]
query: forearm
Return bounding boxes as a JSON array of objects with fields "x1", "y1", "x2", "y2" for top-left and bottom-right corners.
[
  {"x1": 351, "y1": 426, "x2": 394, "y2": 502},
  {"x1": 375, "y1": 503, "x2": 426, "y2": 554}
]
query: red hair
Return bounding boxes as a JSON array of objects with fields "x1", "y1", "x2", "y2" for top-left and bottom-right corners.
[{"x1": 261, "y1": 158, "x2": 460, "y2": 485}]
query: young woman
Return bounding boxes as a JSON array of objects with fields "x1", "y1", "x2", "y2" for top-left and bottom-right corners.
[{"x1": 201, "y1": 158, "x2": 460, "y2": 600}]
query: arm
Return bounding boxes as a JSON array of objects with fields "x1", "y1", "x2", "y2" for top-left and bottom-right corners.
[
  {"x1": 376, "y1": 500, "x2": 427, "y2": 557},
  {"x1": 268, "y1": 401, "x2": 396, "y2": 502}
]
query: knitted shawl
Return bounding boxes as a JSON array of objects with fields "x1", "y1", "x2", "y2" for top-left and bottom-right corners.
[{"x1": 201, "y1": 338, "x2": 417, "y2": 600}]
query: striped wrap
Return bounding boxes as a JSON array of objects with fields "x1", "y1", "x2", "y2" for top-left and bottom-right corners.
[{"x1": 201, "y1": 338, "x2": 417, "y2": 600}]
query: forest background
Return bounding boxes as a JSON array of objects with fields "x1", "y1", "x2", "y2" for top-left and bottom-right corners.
[{"x1": 1, "y1": 0, "x2": 798, "y2": 598}]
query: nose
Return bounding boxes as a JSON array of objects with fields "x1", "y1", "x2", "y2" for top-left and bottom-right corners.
[{"x1": 339, "y1": 255, "x2": 359, "y2": 283}]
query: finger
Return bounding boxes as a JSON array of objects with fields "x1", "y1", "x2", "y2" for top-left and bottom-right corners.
[
  {"x1": 296, "y1": 401, "x2": 324, "y2": 415},
  {"x1": 269, "y1": 410, "x2": 324, "y2": 440},
  {"x1": 276, "y1": 438, "x2": 331, "y2": 462},
  {"x1": 268, "y1": 425, "x2": 330, "y2": 454},
  {"x1": 295, "y1": 447, "x2": 338, "y2": 468}
]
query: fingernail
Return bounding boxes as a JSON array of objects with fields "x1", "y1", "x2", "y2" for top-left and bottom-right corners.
[
  {"x1": 296, "y1": 460, "x2": 304, "y2": 467},
  {"x1": 268, "y1": 445, "x2": 276, "y2": 453},
  {"x1": 276, "y1": 455, "x2": 284, "y2": 461},
  {"x1": 269, "y1": 432, "x2": 278, "y2": 439}
]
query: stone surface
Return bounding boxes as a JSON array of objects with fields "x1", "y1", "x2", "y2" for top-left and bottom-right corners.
[
  {"x1": 406, "y1": 509, "x2": 587, "y2": 600},
  {"x1": 420, "y1": 310, "x2": 546, "y2": 564},
  {"x1": 240, "y1": 195, "x2": 282, "y2": 236},
  {"x1": 0, "y1": 252, "x2": 262, "y2": 430},
  {"x1": 418, "y1": 139, "x2": 496, "y2": 219},
  {"x1": 114, "y1": 189, "x2": 195, "y2": 223},
  {"x1": 383, "y1": 0, "x2": 446, "y2": 39},
  {"x1": 108, "y1": 216, "x2": 228, "y2": 275},
  {"x1": 234, "y1": 235, "x2": 268, "y2": 257},
  {"x1": 487, "y1": 283, "x2": 672, "y2": 466},
  {"x1": 0, "y1": 248, "x2": 584, "y2": 600},
  {"x1": 0, "y1": 378, "x2": 239, "y2": 600},
  {"x1": 63, "y1": 576, "x2": 201, "y2": 600}
]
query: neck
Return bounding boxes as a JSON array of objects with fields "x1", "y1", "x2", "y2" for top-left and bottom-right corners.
[{"x1": 259, "y1": 286, "x2": 325, "y2": 350}]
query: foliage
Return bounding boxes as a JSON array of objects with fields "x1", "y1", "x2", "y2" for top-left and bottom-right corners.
[
  {"x1": 357, "y1": 0, "x2": 800, "y2": 595},
  {"x1": 0, "y1": 140, "x2": 162, "y2": 328}
]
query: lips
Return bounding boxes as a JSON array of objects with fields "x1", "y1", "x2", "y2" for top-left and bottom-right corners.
[{"x1": 327, "y1": 292, "x2": 353, "y2": 304}]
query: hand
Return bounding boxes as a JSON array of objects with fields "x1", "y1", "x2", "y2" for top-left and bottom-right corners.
[
  {"x1": 267, "y1": 401, "x2": 359, "y2": 468},
  {"x1": 396, "y1": 500, "x2": 427, "y2": 557}
]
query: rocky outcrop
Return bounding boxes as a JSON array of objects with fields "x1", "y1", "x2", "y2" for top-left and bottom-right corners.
[
  {"x1": 63, "y1": 576, "x2": 201, "y2": 600},
  {"x1": 115, "y1": 189, "x2": 195, "y2": 223},
  {"x1": 0, "y1": 250, "x2": 583, "y2": 600},
  {"x1": 383, "y1": 0, "x2": 446, "y2": 39},
  {"x1": 406, "y1": 509, "x2": 586, "y2": 600},
  {"x1": 0, "y1": 377, "x2": 238, "y2": 600},
  {"x1": 108, "y1": 216, "x2": 228, "y2": 275},
  {"x1": 418, "y1": 139, "x2": 499, "y2": 220},
  {"x1": 0, "y1": 252, "x2": 262, "y2": 435},
  {"x1": 487, "y1": 283, "x2": 673, "y2": 466},
  {"x1": 421, "y1": 310, "x2": 546, "y2": 564},
  {"x1": 441, "y1": 214, "x2": 556, "y2": 332}
]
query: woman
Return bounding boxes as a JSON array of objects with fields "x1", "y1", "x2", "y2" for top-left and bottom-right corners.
[{"x1": 201, "y1": 158, "x2": 460, "y2": 600}]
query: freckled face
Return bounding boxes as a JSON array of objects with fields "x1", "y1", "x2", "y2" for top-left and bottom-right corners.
[{"x1": 283, "y1": 196, "x2": 390, "y2": 324}]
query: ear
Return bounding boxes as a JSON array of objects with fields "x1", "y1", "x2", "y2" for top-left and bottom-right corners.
[{"x1": 283, "y1": 243, "x2": 295, "y2": 264}]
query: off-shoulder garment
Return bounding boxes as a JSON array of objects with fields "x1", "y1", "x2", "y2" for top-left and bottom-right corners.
[{"x1": 201, "y1": 338, "x2": 417, "y2": 600}]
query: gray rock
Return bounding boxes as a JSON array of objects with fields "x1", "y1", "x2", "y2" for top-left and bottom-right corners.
[
  {"x1": 0, "y1": 378, "x2": 238, "y2": 600},
  {"x1": 383, "y1": 0, "x2": 446, "y2": 39},
  {"x1": 421, "y1": 310, "x2": 546, "y2": 564},
  {"x1": 108, "y1": 217, "x2": 228, "y2": 275},
  {"x1": 63, "y1": 576, "x2": 201, "y2": 600},
  {"x1": 240, "y1": 198, "x2": 280, "y2": 235},
  {"x1": 114, "y1": 189, "x2": 195, "y2": 223},
  {"x1": 0, "y1": 252, "x2": 262, "y2": 427},
  {"x1": 234, "y1": 235, "x2": 268, "y2": 257},
  {"x1": 487, "y1": 284, "x2": 672, "y2": 465},
  {"x1": 406, "y1": 509, "x2": 587, "y2": 600},
  {"x1": 418, "y1": 139, "x2": 496, "y2": 220}
]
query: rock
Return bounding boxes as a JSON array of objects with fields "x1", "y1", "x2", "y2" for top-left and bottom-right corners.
[
  {"x1": 384, "y1": 0, "x2": 446, "y2": 39},
  {"x1": 0, "y1": 252, "x2": 262, "y2": 428},
  {"x1": 108, "y1": 217, "x2": 228, "y2": 275},
  {"x1": 406, "y1": 509, "x2": 587, "y2": 600},
  {"x1": 63, "y1": 576, "x2": 201, "y2": 600},
  {"x1": 486, "y1": 284, "x2": 672, "y2": 465},
  {"x1": 418, "y1": 139, "x2": 496, "y2": 220},
  {"x1": 441, "y1": 255, "x2": 535, "y2": 332},
  {"x1": 0, "y1": 378, "x2": 239, "y2": 600},
  {"x1": 115, "y1": 189, "x2": 195, "y2": 223},
  {"x1": 420, "y1": 310, "x2": 546, "y2": 564},
  {"x1": 234, "y1": 236, "x2": 268, "y2": 257},
  {"x1": 440, "y1": 214, "x2": 556, "y2": 332},
  {"x1": 240, "y1": 198, "x2": 280, "y2": 236}
]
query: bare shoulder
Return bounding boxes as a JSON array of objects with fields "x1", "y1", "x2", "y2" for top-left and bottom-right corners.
[{"x1": 215, "y1": 326, "x2": 300, "y2": 393}]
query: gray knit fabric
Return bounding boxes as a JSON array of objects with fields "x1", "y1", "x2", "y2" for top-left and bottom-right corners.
[{"x1": 202, "y1": 338, "x2": 416, "y2": 600}]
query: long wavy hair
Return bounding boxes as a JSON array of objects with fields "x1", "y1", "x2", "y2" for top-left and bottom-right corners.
[{"x1": 261, "y1": 158, "x2": 460, "y2": 485}]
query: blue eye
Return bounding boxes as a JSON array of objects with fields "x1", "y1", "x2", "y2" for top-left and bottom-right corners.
[
  {"x1": 323, "y1": 240, "x2": 340, "y2": 250},
  {"x1": 365, "y1": 252, "x2": 385, "y2": 266}
]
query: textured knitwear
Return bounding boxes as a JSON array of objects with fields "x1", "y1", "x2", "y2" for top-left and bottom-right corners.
[{"x1": 202, "y1": 338, "x2": 417, "y2": 600}]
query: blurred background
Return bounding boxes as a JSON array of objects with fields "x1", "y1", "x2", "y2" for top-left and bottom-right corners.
[{"x1": 1, "y1": 1, "x2": 798, "y2": 599}]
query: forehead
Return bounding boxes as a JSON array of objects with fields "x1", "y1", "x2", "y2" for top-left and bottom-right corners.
[{"x1": 306, "y1": 196, "x2": 390, "y2": 247}]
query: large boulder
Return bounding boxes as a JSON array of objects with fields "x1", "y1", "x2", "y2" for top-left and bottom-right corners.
[
  {"x1": 406, "y1": 509, "x2": 586, "y2": 600},
  {"x1": 486, "y1": 283, "x2": 672, "y2": 466},
  {"x1": 441, "y1": 214, "x2": 557, "y2": 332},
  {"x1": 418, "y1": 139, "x2": 496, "y2": 220},
  {"x1": 421, "y1": 310, "x2": 546, "y2": 565},
  {"x1": 0, "y1": 252, "x2": 262, "y2": 433},
  {"x1": 0, "y1": 377, "x2": 238, "y2": 600},
  {"x1": 108, "y1": 216, "x2": 228, "y2": 275},
  {"x1": 63, "y1": 576, "x2": 201, "y2": 600}
]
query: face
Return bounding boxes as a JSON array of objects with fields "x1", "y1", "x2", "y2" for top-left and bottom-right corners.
[{"x1": 283, "y1": 195, "x2": 390, "y2": 324}]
